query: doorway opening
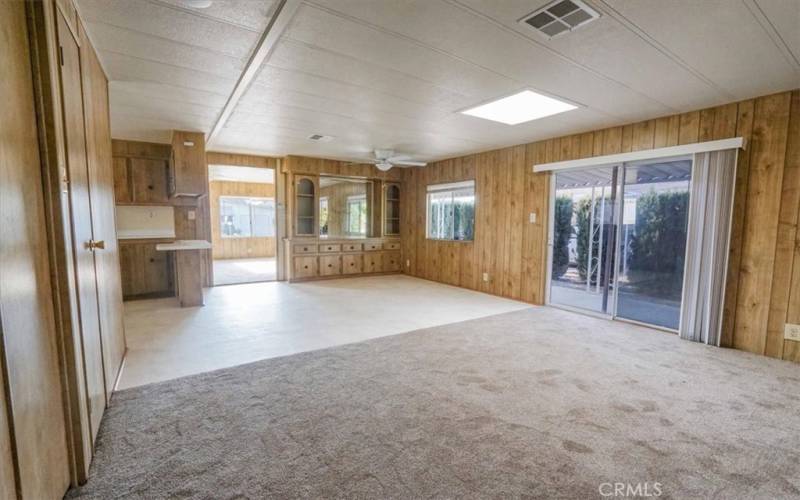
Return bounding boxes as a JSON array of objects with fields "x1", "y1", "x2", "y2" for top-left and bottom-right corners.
[
  {"x1": 547, "y1": 157, "x2": 692, "y2": 331},
  {"x1": 209, "y1": 164, "x2": 277, "y2": 285}
]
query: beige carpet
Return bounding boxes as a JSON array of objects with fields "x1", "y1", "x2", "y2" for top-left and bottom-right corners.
[{"x1": 68, "y1": 307, "x2": 800, "y2": 499}]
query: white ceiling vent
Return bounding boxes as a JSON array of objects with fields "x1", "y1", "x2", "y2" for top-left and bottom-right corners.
[
  {"x1": 307, "y1": 134, "x2": 334, "y2": 142},
  {"x1": 520, "y1": 0, "x2": 599, "y2": 39}
]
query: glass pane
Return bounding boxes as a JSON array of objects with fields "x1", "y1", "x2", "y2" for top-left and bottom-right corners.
[
  {"x1": 220, "y1": 197, "x2": 252, "y2": 237},
  {"x1": 251, "y1": 199, "x2": 275, "y2": 237},
  {"x1": 452, "y1": 188, "x2": 475, "y2": 241},
  {"x1": 549, "y1": 167, "x2": 617, "y2": 314},
  {"x1": 616, "y1": 159, "x2": 691, "y2": 329},
  {"x1": 427, "y1": 191, "x2": 454, "y2": 239},
  {"x1": 319, "y1": 176, "x2": 370, "y2": 238},
  {"x1": 319, "y1": 197, "x2": 329, "y2": 236}
]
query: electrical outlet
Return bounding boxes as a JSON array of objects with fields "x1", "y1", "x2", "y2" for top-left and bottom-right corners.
[
  {"x1": 406, "y1": 259, "x2": 410, "y2": 267},
  {"x1": 785, "y1": 323, "x2": 800, "y2": 342},
  {"x1": 482, "y1": 272, "x2": 489, "y2": 282},
  {"x1": 529, "y1": 212, "x2": 537, "y2": 224}
]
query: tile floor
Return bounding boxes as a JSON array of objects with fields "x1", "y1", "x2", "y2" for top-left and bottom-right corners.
[
  {"x1": 213, "y1": 257, "x2": 276, "y2": 285},
  {"x1": 118, "y1": 274, "x2": 530, "y2": 389}
]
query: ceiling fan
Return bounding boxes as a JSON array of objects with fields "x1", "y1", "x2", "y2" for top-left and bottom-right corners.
[{"x1": 369, "y1": 149, "x2": 427, "y2": 171}]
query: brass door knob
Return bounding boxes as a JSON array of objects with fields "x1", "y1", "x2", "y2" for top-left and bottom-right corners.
[{"x1": 87, "y1": 240, "x2": 106, "y2": 251}]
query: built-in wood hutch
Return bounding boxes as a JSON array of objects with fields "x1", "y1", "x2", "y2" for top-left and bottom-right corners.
[{"x1": 283, "y1": 156, "x2": 404, "y2": 282}]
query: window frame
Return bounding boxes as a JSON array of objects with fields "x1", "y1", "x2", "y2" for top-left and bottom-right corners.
[
  {"x1": 219, "y1": 195, "x2": 275, "y2": 239},
  {"x1": 345, "y1": 193, "x2": 368, "y2": 237},
  {"x1": 425, "y1": 180, "x2": 476, "y2": 242}
]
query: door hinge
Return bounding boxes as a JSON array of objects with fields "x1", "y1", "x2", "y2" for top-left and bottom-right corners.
[{"x1": 58, "y1": 45, "x2": 64, "y2": 66}]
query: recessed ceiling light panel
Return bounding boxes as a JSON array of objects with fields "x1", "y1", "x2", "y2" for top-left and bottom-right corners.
[
  {"x1": 460, "y1": 90, "x2": 578, "y2": 125},
  {"x1": 520, "y1": 0, "x2": 600, "y2": 40}
]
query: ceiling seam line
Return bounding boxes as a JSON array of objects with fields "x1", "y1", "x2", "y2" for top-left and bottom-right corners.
[
  {"x1": 305, "y1": 0, "x2": 666, "y2": 117},
  {"x1": 440, "y1": 0, "x2": 678, "y2": 113},
  {"x1": 595, "y1": 0, "x2": 736, "y2": 102},
  {"x1": 245, "y1": 79, "x2": 457, "y2": 122},
  {"x1": 83, "y1": 20, "x2": 251, "y2": 61},
  {"x1": 98, "y1": 48, "x2": 242, "y2": 82},
  {"x1": 279, "y1": 37, "x2": 475, "y2": 101},
  {"x1": 145, "y1": 0, "x2": 263, "y2": 33},
  {"x1": 229, "y1": 105, "x2": 499, "y2": 146},
  {"x1": 741, "y1": 0, "x2": 800, "y2": 69}
]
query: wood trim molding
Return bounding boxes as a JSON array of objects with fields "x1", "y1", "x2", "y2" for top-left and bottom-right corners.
[{"x1": 533, "y1": 137, "x2": 745, "y2": 172}]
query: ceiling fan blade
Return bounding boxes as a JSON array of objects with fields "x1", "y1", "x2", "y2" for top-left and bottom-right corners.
[{"x1": 393, "y1": 160, "x2": 427, "y2": 167}]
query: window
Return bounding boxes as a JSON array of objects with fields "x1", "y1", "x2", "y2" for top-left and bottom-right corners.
[
  {"x1": 426, "y1": 180, "x2": 475, "y2": 241},
  {"x1": 219, "y1": 196, "x2": 275, "y2": 238},
  {"x1": 319, "y1": 197, "x2": 329, "y2": 236},
  {"x1": 346, "y1": 194, "x2": 367, "y2": 236}
]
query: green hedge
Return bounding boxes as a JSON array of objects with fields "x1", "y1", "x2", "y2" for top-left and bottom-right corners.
[
  {"x1": 628, "y1": 190, "x2": 689, "y2": 289},
  {"x1": 552, "y1": 196, "x2": 573, "y2": 278}
]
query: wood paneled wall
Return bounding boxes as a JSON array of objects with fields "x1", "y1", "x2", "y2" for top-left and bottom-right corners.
[
  {"x1": 210, "y1": 180, "x2": 277, "y2": 259},
  {"x1": 401, "y1": 90, "x2": 800, "y2": 363},
  {"x1": 207, "y1": 151, "x2": 278, "y2": 169},
  {"x1": 0, "y1": 1, "x2": 71, "y2": 497}
]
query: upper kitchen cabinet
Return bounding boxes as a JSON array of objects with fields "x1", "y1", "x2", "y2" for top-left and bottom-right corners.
[{"x1": 170, "y1": 131, "x2": 207, "y2": 197}]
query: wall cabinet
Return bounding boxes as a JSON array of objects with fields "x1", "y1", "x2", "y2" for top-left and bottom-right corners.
[
  {"x1": 170, "y1": 131, "x2": 207, "y2": 197},
  {"x1": 384, "y1": 182, "x2": 400, "y2": 236},
  {"x1": 112, "y1": 152, "x2": 170, "y2": 204},
  {"x1": 294, "y1": 176, "x2": 316, "y2": 236}
]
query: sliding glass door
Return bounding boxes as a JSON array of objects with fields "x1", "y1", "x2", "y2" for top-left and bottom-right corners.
[
  {"x1": 549, "y1": 166, "x2": 618, "y2": 314},
  {"x1": 615, "y1": 159, "x2": 692, "y2": 329},
  {"x1": 547, "y1": 157, "x2": 692, "y2": 331}
]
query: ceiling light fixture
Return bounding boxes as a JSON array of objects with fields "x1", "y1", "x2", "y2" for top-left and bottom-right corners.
[{"x1": 460, "y1": 89, "x2": 578, "y2": 125}]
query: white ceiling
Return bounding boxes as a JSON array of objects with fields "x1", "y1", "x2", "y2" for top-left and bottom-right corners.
[
  {"x1": 208, "y1": 164, "x2": 275, "y2": 183},
  {"x1": 79, "y1": 0, "x2": 800, "y2": 163}
]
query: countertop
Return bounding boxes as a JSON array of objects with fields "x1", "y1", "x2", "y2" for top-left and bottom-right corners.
[{"x1": 155, "y1": 240, "x2": 212, "y2": 251}]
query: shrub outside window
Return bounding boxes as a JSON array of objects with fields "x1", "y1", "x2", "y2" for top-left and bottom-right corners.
[{"x1": 426, "y1": 180, "x2": 475, "y2": 241}]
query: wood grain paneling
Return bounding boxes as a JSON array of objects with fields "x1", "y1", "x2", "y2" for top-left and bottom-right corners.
[
  {"x1": 0, "y1": 1, "x2": 71, "y2": 497},
  {"x1": 79, "y1": 19, "x2": 126, "y2": 401},
  {"x1": 57, "y1": 8, "x2": 107, "y2": 444},
  {"x1": 207, "y1": 151, "x2": 278, "y2": 169},
  {"x1": 209, "y1": 180, "x2": 276, "y2": 259},
  {"x1": 402, "y1": 90, "x2": 800, "y2": 362}
]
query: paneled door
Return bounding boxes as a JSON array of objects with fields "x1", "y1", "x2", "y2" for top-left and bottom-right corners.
[{"x1": 57, "y1": 10, "x2": 107, "y2": 440}]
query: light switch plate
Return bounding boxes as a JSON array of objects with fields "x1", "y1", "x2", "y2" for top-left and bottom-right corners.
[
  {"x1": 482, "y1": 272, "x2": 489, "y2": 282},
  {"x1": 187, "y1": 210, "x2": 196, "y2": 221},
  {"x1": 785, "y1": 323, "x2": 800, "y2": 342}
]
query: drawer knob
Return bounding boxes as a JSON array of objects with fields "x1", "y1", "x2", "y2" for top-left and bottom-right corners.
[
  {"x1": 328, "y1": 264, "x2": 332, "y2": 267},
  {"x1": 350, "y1": 263, "x2": 354, "y2": 266},
  {"x1": 304, "y1": 265, "x2": 308, "y2": 269},
  {"x1": 303, "y1": 247, "x2": 308, "y2": 251}
]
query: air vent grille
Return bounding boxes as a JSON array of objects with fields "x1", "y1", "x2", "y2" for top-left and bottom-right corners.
[{"x1": 520, "y1": 0, "x2": 599, "y2": 39}]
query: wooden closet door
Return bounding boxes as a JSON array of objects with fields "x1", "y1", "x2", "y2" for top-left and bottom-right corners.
[
  {"x1": 0, "y1": 1, "x2": 70, "y2": 497},
  {"x1": 79, "y1": 21, "x2": 126, "y2": 400},
  {"x1": 57, "y1": 10, "x2": 107, "y2": 441}
]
